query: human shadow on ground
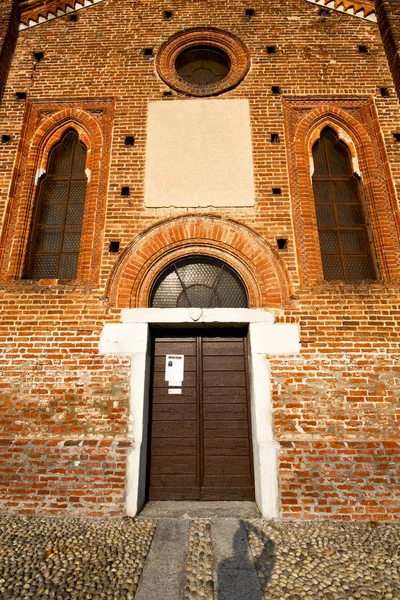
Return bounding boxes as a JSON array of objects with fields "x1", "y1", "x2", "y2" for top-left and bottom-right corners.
[{"x1": 216, "y1": 520, "x2": 275, "y2": 600}]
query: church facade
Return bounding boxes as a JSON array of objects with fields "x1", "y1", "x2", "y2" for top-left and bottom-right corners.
[{"x1": 0, "y1": 0, "x2": 399, "y2": 518}]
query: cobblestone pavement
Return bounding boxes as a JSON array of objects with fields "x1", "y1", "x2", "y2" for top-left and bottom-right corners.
[
  {"x1": 246, "y1": 520, "x2": 400, "y2": 600},
  {"x1": 0, "y1": 514, "x2": 400, "y2": 599},
  {"x1": 0, "y1": 515, "x2": 156, "y2": 600},
  {"x1": 184, "y1": 520, "x2": 214, "y2": 600}
]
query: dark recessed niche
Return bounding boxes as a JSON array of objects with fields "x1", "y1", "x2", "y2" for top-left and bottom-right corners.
[
  {"x1": 272, "y1": 188, "x2": 281, "y2": 195},
  {"x1": 144, "y1": 48, "x2": 154, "y2": 58},
  {"x1": 380, "y1": 87, "x2": 390, "y2": 97},
  {"x1": 15, "y1": 92, "x2": 26, "y2": 100},
  {"x1": 319, "y1": 8, "x2": 330, "y2": 16},
  {"x1": 277, "y1": 238, "x2": 288, "y2": 250},
  {"x1": 271, "y1": 86, "x2": 281, "y2": 95},
  {"x1": 125, "y1": 136, "x2": 135, "y2": 146},
  {"x1": 109, "y1": 241, "x2": 120, "y2": 253},
  {"x1": 266, "y1": 46, "x2": 276, "y2": 54},
  {"x1": 393, "y1": 133, "x2": 400, "y2": 142},
  {"x1": 271, "y1": 133, "x2": 280, "y2": 144},
  {"x1": 33, "y1": 51, "x2": 44, "y2": 62},
  {"x1": 1, "y1": 135, "x2": 11, "y2": 144},
  {"x1": 163, "y1": 91, "x2": 173, "y2": 97},
  {"x1": 358, "y1": 45, "x2": 368, "y2": 53},
  {"x1": 245, "y1": 8, "x2": 255, "y2": 17},
  {"x1": 164, "y1": 10, "x2": 173, "y2": 20},
  {"x1": 121, "y1": 186, "x2": 130, "y2": 196},
  {"x1": 69, "y1": 13, "x2": 78, "y2": 21}
]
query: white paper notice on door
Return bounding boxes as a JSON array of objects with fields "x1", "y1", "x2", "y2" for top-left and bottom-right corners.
[{"x1": 165, "y1": 355, "x2": 184, "y2": 384}]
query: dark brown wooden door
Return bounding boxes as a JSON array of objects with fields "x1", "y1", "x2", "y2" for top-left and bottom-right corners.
[{"x1": 147, "y1": 330, "x2": 254, "y2": 501}]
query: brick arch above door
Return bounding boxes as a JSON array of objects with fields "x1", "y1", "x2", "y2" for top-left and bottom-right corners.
[{"x1": 105, "y1": 216, "x2": 292, "y2": 309}]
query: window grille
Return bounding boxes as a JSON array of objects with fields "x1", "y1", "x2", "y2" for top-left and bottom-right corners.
[
  {"x1": 175, "y1": 45, "x2": 231, "y2": 88},
  {"x1": 312, "y1": 128, "x2": 376, "y2": 282},
  {"x1": 24, "y1": 130, "x2": 87, "y2": 280},
  {"x1": 150, "y1": 256, "x2": 248, "y2": 308}
]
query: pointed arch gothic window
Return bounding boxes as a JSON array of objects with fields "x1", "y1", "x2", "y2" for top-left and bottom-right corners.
[
  {"x1": 312, "y1": 127, "x2": 376, "y2": 282},
  {"x1": 24, "y1": 129, "x2": 87, "y2": 280}
]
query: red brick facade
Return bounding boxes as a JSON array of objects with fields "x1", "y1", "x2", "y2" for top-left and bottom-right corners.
[
  {"x1": 376, "y1": 0, "x2": 400, "y2": 101},
  {"x1": 0, "y1": 0, "x2": 399, "y2": 518},
  {"x1": 0, "y1": 0, "x2": 18, "y2": 99}
]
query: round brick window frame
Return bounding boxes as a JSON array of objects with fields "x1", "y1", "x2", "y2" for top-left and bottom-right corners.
[{"x1": 156, "y1": 28, "x2": 251, "y2": 97}]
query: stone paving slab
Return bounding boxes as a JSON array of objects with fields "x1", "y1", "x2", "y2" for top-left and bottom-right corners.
[
  {"x1": 140, "y1": 501, "x2": 260, "y2": 519},
  {"x1": 212, "y1": 518, "x2": 263, "y2": 600},
  {"x1": 134, "y1": 519, "x2": 189, "y2": 600}
]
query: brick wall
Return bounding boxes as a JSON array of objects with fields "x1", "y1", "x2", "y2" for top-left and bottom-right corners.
[
  {"x1": 272, "y1": 285, "x2": 400, "y2": 519},
  {"x1": 279, "y1": 441, "x2": 400, "y2": 519},
  {"x1": 0, "y1": 0, "x2": 18, "y2": 100},
  {"x1": 0, "y1": 439, "x2": 132, "y2": 515},
  {"x1": 0, "y1": 285, "x2": 130, "y2": 514},
  {"x1": 376, "y1": 0, "x2": 400, "y2": 102},
  {"x1": 0, "y1": 0, "x2": 399, "y2": 516}
]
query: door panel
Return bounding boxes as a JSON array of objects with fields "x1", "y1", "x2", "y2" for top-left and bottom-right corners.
[
  {"x1": 152, "y1": 388, "x2": 197, "y2": 403},
  {"x1": 151, "y1": 421, "x2": 197, "y2": 438},
  {"x1": 152, "y1": 404, "x2": 197, "y2": 421},
  {"x1": 151, "y1": 438, "x2": 197, "y2": 456},
  {"x1": 147, "y1": 330, "x2": 254, "y2": 501},
  {"x1": 202, "y1": 355, "x2": 245, "y2": 371},
  {"x1": 203, "y1": 390, "x2": 247, "y2": 403},
  {"x1": 203, "y1": 371, "x2": 246, "y2": 387},
  {"x1": 150, "y1": 456, "x2": 197, "y2": 474},
  {"x1": 202, "y1": 341, "x2": 245, "y2": 355},
  {"x1": 203, "y1": 404, "x2": 248, "y2": 419}
]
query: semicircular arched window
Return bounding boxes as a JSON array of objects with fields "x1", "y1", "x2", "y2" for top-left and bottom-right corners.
[
  {"x1": 312, "y1": 127, "x2": 377, "y2": 282},
  {"x1": 149, "y1": 256, "x2": 248, "y2": 308}
]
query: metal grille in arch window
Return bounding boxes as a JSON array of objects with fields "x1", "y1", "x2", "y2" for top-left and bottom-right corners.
[
  {"x1": 149, "y1": 256, "x2": 248, "y2": 308},
  {"x1": 24, "y1": 129, "x2": 87, "y2": 280},
  {"x1": 312, "y1": 127, "x2": 376, "y2": 282}
]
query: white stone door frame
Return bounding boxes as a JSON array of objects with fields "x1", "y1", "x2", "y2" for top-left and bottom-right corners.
[{"x1": 99, "y1": 308, "x2": 300, "y2": 518}]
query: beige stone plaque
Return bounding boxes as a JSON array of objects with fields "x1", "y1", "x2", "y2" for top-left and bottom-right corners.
[{"x1": 144, "y1": 99, "x2": 255, "y2": 207}]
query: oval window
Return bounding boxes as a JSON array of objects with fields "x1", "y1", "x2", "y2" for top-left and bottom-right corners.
[{"x1": 149, "y1": 256, "x2": 248, "y2": 308}]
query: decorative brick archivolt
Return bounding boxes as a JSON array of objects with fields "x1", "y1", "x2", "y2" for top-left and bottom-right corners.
[
  {"x1": 283, "y1": 97, "x2": 400, "y2": 285},
  {"x1": 18, "y1": 0, "x2": 105, "y2": 30},
  {"x1": 18, "y1": 0, "x2": 376, "y2": 30},
  {"x1": 156, "y1": 28, "x2": 250, "y2": 97},
  {"x1": 106, "y1": 216, "x2": 291, "y2": 309},
  {"x1": 304, "y1": 0, "x2": 376, "y2": 22},
  {"x1": 0, "y1": 98, "x2": 114, "y2": 283}
]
